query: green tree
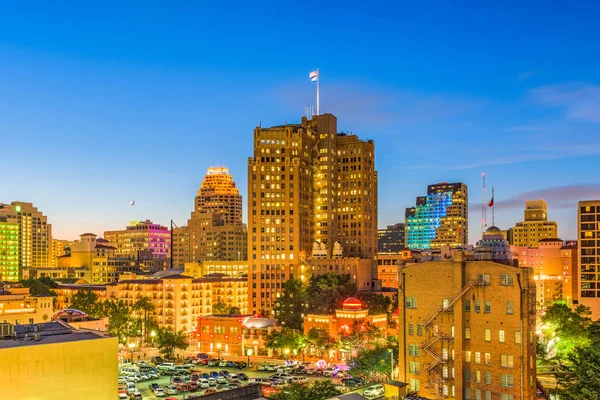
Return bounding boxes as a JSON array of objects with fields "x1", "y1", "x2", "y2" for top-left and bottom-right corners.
[
  {"x1": 20, "y1": 278, "x2": 57, "y2": 296},
  {"x1": 133, "y1": 296, "x2": 155, "y2": 342},
  {"x1": 228, "y1": 306, "x2": 241, "y2": 315},
  {"x1": 339, "y1": 319, "x2": 384, "y2": 353},
  {"x1": 70, "y1": 289, "x2": 103, "y2": 317},
  {"x1": 306, "y1": 327, "x2": 336, "y2": 358},
  {"x1": 156, "y1": 329, "x2": 189, "y2": 359},
  {"x1": 557, "y1": 323, "x2": 600, "y2": 399},
  {"x1": 350, "y1": 346, "x2": 394, "y2": 381},
  {"x1": 102, "y1": 299, "x2": 138, "y2": 343},
  {"x1": 273, "y1": 279, "x2": 308, "y2": 330},
  {"x1": 212, "y1": 302, "x2": 231, "y2": 314},
  {"x1": 540, "y1": 301, "x2": 592, "y2": 362},
  {"x1": 264, "y1": 328, "x2": 307, "y2": 355},
  {"x1": 273, "y1": 380, "x2": 342, "y2": 400},
  {"x1": 358, "y1": 292, "x2": 392, "y2": 316},
  {"x1": 306, "y1": 274, "x2": 356, "y2": 314}
]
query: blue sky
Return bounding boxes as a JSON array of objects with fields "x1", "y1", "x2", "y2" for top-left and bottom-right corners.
[{"x1": 1, "y1": 1, "x2": 599, "y2": 243}]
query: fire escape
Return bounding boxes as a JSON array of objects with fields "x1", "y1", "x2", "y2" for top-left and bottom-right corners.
[{"x1": 420, "y1": 281, "x2": 475, "y2": 399}]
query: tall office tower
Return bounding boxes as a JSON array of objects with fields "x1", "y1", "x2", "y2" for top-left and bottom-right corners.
[
  {"x1": 0, "y1": 202, "x2": 52, "y2": 280},
  {"x1": 50, "y1": 239, "x2": 70, "y2": 267},
  {"x1": 508, "y1": 200, "x2": 558, "y2": 247},
  {"x1": 0, "y1": 216, "x2": 20, "y2": 281},
  {"x1": 405, "y1": 183, "x2": 468, "y2": 250},
  {"x1": 398, "y1": 255, "x2": 537, "y2": 399},
  {"x1": 378, "y1": 223, "x2": 406, "y2": 254},
  {"x1": 248, "y1": 114, "x2": 377, "y2": 313},
  {"x1": 579, "y1": 200, "x2": 600, "y2": 319},
  {"x1": 173, "y1": 167, "x2": 247, "y2": 267},
  {"x1": 104, "y1": 219, "x2": 170, "y2": 259}
]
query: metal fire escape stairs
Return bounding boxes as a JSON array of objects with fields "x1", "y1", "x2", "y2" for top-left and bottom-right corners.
[{"x1": 420, "y1": 281, "x2": 475, "y2": 399}]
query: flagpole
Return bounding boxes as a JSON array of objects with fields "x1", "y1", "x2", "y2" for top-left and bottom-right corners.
[
  {"x1": 492, "y1": 187, "x2": 495, "y2": 227},
  {"x1": 316, "y1": 68, "x2": 320, "y2": 116}
]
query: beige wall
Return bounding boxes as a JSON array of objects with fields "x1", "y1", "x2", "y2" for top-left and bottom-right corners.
[{"x1": 0, "y1": 335, "x2": 118, "y2": 400}]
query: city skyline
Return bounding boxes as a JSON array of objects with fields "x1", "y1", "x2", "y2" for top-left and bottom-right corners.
[{"x1": 2, "y1": 2, "x2": 600, "y2": 243}]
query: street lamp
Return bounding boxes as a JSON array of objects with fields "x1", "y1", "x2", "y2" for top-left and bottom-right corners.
[
  {"x1": 246, "y1": 348, "x2": 253, "y2": 367},
  {"x1": 128, "y1": 342, "x2": 135, "y2": 364},
  {"x1": 216, "y1": 343, "x2": 222, "y2": 359},
  {"x1": 284, "y1": 348, "x2": 290, "y2": 359},
  {"x1": 388, "y1": 349, "x2": 394, "y2": 380},
  {"x1": 150, "y1": 331, "x2": 156, "y2": 346}
]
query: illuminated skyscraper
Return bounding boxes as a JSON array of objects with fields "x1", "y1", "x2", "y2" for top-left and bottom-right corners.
[
  {"x1": 578, "y1": 200, "x2": 600, "y2": 319},
  {"x1": 405, "y1": 183, "x2": 468, "y2": 250},
  {"x1": 0, "y1": 202, "x2": 52, "y2": 280},
  {"x1": 508, "y1": 200, "x2": 558, "y2": 247},
  {"x1": 378, "y1": 223, "x2": 406, "y2": 254},
  {"x1": 104, "y1": 219, "x2": 170, "y2": 259},
  {"x1": 173, "y1": 167, "x2": 247, "y2": 266},
  {"x1": 248, "y1": 114, "x2": 377, "y2": 314}
]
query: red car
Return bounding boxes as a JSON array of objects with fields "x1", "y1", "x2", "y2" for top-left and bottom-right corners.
[{"x1": 204, "y1": 388, "x2": 217, "y2": 395}]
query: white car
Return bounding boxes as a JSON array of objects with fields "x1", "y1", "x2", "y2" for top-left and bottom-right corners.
[
  {"x1": 199, "y1": 379, "x2": 210, "y2": 388},
  {"x1": 364, "y1": 384, "x2": 385, "y2": 398},
  {"x1": 153, "y1": 387, "x2": 166, "y2": 397},
  {"x1": 216, "y1": 376, "x2": 228, "y2": 384},
  {"x1": 165, "y1": 385, "x2": 178, "y2": 395},
  {"x1": 218, "y1": 360, "x2": 228, "y2": 367},
  {"x1": 207, "y1": 377, "x2": 217, "y2": 386},
  {"x1": 158, "y1": 362, "x2": 176, "y2": 370},
  {"x1": 323, "y1": 368, "x2": 335, "y2": 377}
]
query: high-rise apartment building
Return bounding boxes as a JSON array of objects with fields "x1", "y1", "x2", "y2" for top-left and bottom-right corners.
[
  {"x1": 50, "y1": 239, "x2": 71, "y2": 267},
  {"x1": 508, "y1": 200, "x2": 558, "y2": 247},
  {"x1": 0, "y1": 216, "x2": 19, "y2": 281},
  {"x1": 578, "y1": 200, "x2": 600, "y2": 318},
  {"x1": 248, "y1": 114, "x2": 377, "y2": 313},
  {"x1": 0, "y1": 202, "x2": 52, "y2": 280},
  {"x1": 378, "y1": 223, "x2": 406, "y2": 254},
  {"x1": 405, "y1": 183, "x2": 468, "y2": 250},
  {"x1": 104, "y1": 219, "x2": 170, "y2": 259},
  {"x1": 173, "y1": 167, "x2": 247, "y2": 267},
  {"x1": 398, "y1": 255, "x2": 537, "y2": 399}
]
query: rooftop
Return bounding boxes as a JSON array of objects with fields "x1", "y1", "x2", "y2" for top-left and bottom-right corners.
[{"x1": 0, "y1": 321, "x2": 109, "y2": 349}]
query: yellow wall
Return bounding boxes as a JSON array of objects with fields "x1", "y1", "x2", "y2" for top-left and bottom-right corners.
[{"x1": 0, "y1": 335, "x2": 118, "y2": 400}]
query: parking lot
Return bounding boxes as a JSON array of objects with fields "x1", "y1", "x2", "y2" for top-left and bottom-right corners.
[{"x1": 120, "y1": 357, "x2": 362, "y2": 400}]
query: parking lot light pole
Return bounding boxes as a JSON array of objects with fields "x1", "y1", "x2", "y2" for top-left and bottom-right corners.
[
  {"x1": 216, "y1": 343, "x2": 222, "y2": 359},
  {"x1": 247, "y1": 348, "x2": 253, "y2": 367},
  {"x1": 128, "y1": 342, "x2": 135, "y2": 364}
]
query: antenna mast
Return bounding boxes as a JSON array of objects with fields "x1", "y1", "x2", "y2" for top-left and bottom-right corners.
[{"x1": 481, "y1": 173, "x2": 487, "y2": 234}]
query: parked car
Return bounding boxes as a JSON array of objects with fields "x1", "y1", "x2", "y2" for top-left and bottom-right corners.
[
  {"x1": 266, "y1": 364, "x2": 278, "y2": 372},
  {"x1": 151, "y1": 356, "x2": 164, "y2": 364},
  {"x1": 207, "y1": 377, "x2": 217, "y2": 386},
  {"x1": 170, "y1": 376, "x2": 183, "y2": 384},
  {"x1": 201, "y1": 373, "x2": 211, "y2": 379},
  {"x1": 218, "y1": 360, "x2": 228, "y2": 367},
  {"x1": 197, "y1": 352, "x2": 210, "y2": 359},
  {"x1": 158, "y1": 362, "x2": 176, "y2": 371},
  {"x1": 219, "y1": 370, "x2": 230, "y2": 376},
  {"x1": 198, "y1": 379, "x2": 210, "y2": 388},
  {"x1": 149, "y1": 383, "x2": 160, "y2": 391},
  {"x1": 188, "y1": 381, "x2": 199, "y2": 391},
  {"x1": 162, "y1": 367, "x2": 178, "y2": 376},
  {"x1": 257, "y1": 363, "x2": 268, "y2": 371},
  {"x1": 128, "y1": 391, "x2": 142, "y2": 400},
  {"x1": 305, "y1": 367, "x2": 316, "y2": 375},
  {"x1": 176, "y1": 383, "x2": 189, "y2": 392},
  {"x1": 216, "y1": 376, "x2": 229, "y2": 384},
  {"x1": 153, "y1": 387, "x2": 166, "y2": 397},
  {"x1": 199, "y1": 358, "x2": 210, "y2": 365},
  {"x1": 207, "y1": 359, "x2": 220, "y2": 367},
  {"x1": 204, "y1": 388, "x2": 217, "y2": 395},
  {"x1": 364, "y1": 384, "x2": 385, "y2": 398},
  {"x1": 210, "y1": 371, "x2": 219, "y2": 378},
  {"x1": 238, "y1": 373, "x2": 249, "y2": 381},
  {"x1": 165, "y1": 385, "x2": 178, "y2": 395},
  {"x1": 323, "y1": 368, "x2": 335, "y2": 377},
  {"x1": 250, "y1": 378, "x2": 271, "y2": 384}
]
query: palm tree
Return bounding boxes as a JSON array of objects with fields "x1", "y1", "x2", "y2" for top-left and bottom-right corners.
[{"x1": 133, "y1": 297, "x2": 155, "y2": 343}]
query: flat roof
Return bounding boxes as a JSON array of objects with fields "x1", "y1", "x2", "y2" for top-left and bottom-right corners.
[{"x1": 0, "y1": 322, "x2": 111, "y2": 349}]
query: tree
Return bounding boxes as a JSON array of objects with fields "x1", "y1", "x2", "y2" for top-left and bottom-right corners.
[
  {"x1": 540, "y1": 301, "x2": 592, "y2": 362},
  {"x1": 273, "y1": 380, "x2": 342, "y2": 400},
  {"x1": 350, "y1": 346, "x2": 394, "y2": 381},
  {"x1": 133, "y1": 296, "x2": 155, "y2": 342},
  {"x1": 339, "y1": 319, "x2": 384, "y2": 353},
  {"x1": 306, "y1": 274, "x2": 356, "y2": 315},
  {"x1": 71, "y1": 289, "x2": 103, "y2": 317},
  {"x1": 557, "y1": 322, "x2": 600, "y2": 399},
  {"x1": 212, "y1": 302, "x2": 230, "y2": 314},
  {"x1": 102, "y1": 299, "x2": 138, "y2": 344},
  {"x1": 358, "y1": 292, "x2": 392, "y2": 316},
  {"x1": 264, "y1": 328, "x2": 307, "y2": 355},
  {"x1": 156, "y1": 329, "x2": 189, "y2": 359},
  {"x1": 228, "y1": 306, "x2": 241, "y2": 315},
  {"x1": 20, "y1": 278, "x2": 57, "y2": 297},
  {"x1": 306, "y1": 328, "x2": 336, "y2": 358},
  {"x1": 273, "y1": 279, "x2": 308, "y2": 330}
]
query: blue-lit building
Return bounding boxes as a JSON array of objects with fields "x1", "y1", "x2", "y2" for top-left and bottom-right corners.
[{"x1": 405, "y1": 182, "x2": 468, "y2": 250}]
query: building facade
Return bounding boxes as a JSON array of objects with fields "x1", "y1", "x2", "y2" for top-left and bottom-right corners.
[
  {"x1": 508, "y1": 200, "x2": 558, "y2": 247},
  {"x1": 0, "y1": 284, "x2": 53, "y2": 325},
  {"x1": 0, "y1": 321, "x2": 117, "y2": 400},
  {"x1": 104, "y1": 219, "x2": 170, "y2": 259},
  {"x1": 398, "y1": 256, "x2": 537, "y2": 400},
  {"x1": 0, "y1": 216, "x2": 19, "y2": 281},
  {"x1": 248, "y1": 114, "x2": 377, "y2": 314},
  {"x1": 184, "y1": 261, "x2": 248, "y2": 278},
  {"x1": 578, "y1": 200, "x2": 600, "y2": 319},
  {"x1": 173, "y1": 167, "x2": 247, "y2": 267},
  {"x1": 377, "y1": 251, "x2": 413, "y2": 289},
  {"x1": 405, "y1": 183, "x2": 468, "y2": 251},
  {"x1": 0, "y1": 202, "x2": 52, "y2": 280},
  {"x1": 512, "y1": 238, "x2": 577, "y2": 309},
  {"x1": 378, "y1": 223, "x2": 406, "y2": 254}
]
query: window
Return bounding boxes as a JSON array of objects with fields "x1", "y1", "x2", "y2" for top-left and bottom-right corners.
[
  {"x1": 464, "y1": 299, "x2": 471, "y2": 311},
  {"x1": 484, "y1": 329, "x2": 491, "y2": 342},
  {"x1": 499, "y1": 330, "x2": 505, "y2": 343},
  {"x1": 442, "y1": 298, "x2": 451, "y2": 308},
  {"x1": 500, "y1": 374, "x2": 515, "y2": 387},
  {"x1": 501, "y1": 354, "x2": 514, "y2": 368},
  {"x1": 515, "y1": 331, "x2": 522, "y2": 344},
  {"x1": 506, "y1": 301, "x2": 514, "y2": 314},
  {"x1": 408, "y1": 323, "x2": 414, "y2": 335},
  {"x1": 465, "y1": 327, "x2": 471, "y2": 339},
  {"x1": 465, "y1": 388, "x2": 471, "y2": 400},
  {"x1": 500, "y1": 395, "x2": 515, "y2": 400},
  {"x1": 409, "y1": 379, "x2": 420, "y2": 392},
  {"x1": 484, "y1": 352, "x2": 491, "y2": 365},
  {"x1": 478, "y1": 274, "x2": 491, "y2": 285},
  {"x1": 417, "y1": 324, "x2": 423, "y2": 336},
  {"x1": 474, "y1": 370, "x2": 481, "y2": 383},
  {"x1": 484, "y1": 371, "x2": 491, "y2": 384},
  {"x1": 484, "y1": 391, "x2": 492, "y2": 400},
  {"x1": 484, "y1": 300, "x2": 491, "y2": 313},
  {"x1": 406, "y1": 297, "x2": 417, "y2": 308},
  {"x1": 464, "y1": 368, "x2": 471, "y2": 382},
  {"x1": 465, "y1": 351, "x2": 471, "y2": 362},
  {"x1": 475, "y1": 352, "x2": 481, "y2": 364},
  {"x1": 409, "y1": 361, "x2": 420, "y2": 374},
  {"x1": 500, "y1": 274, "x2": 514, "y2": 286},
  {"x1": 474, "y1": 300, "x2": 481, "y2": 312},
  {"x1": 409, "y1": 344, "x2": 420, "y2": 357}
]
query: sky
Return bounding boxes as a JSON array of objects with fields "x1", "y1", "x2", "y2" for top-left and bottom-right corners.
[{"x1": 1, "y1": 1, "x2": 600, "y2": 244}]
